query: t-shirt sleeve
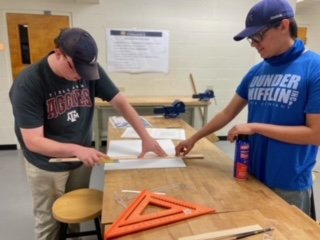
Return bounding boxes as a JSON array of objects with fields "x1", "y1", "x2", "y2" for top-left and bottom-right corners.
[
  {"x1": 9, "y1": 74, "x2": 44, "y2": 129},
  {"x1": 305, "y1": 62, "x2": 320, "y2": 114},
  {"x1": 95, "y1": 64, "x2": 119, "y2": 101}
]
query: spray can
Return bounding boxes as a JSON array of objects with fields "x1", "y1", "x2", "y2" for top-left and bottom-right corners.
[{"x1": 233, "y1": 134, "x2": 250, "y2": 180}]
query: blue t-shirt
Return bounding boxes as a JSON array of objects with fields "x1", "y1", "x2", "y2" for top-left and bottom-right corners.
[{"x1": 236, "y1": 39, "x2": 320, "y2": 190}]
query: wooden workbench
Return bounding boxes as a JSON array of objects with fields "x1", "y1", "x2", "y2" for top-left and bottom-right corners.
[
  {"x1": 94, "y1": 96, "x2": 211, "y2": 149},
  {"x1": 102, "y1": 116, "x2": 320, "y2": 240}
]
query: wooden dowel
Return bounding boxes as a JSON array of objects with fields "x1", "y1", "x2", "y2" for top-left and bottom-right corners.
[
  {"x1": 49, "y1": 154, "x2": 204, "y2": 163},
  {"x1": 49, "y1": 156, "x2": 115, "y2": 163},
  {"x1": 189, "y1": 73, "x2": 205, "y2": 122}
]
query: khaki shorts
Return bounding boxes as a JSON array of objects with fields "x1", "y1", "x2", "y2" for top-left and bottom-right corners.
[{"x1": 24, "y1": 159, "x2": 92, "y2": 240}]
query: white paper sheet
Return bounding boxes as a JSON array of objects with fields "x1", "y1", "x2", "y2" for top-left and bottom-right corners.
[
  {"x1": 107, "y1": 29, "x2": 169, "y2": 73},
  {"x1": 121, "y1": 127, "x2": 186, "y2": 140},
  {"x1": 104, "y1": 139, "x2": 186, "y2": 171},
  {"x1": 110, "y1": 116, "x2": 152, "y2": 128}
]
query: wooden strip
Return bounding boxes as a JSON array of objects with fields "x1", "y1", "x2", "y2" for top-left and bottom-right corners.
[
  {"x1": 189, "y1": 73, "x2": 205, "y2": 122},
  {"x1": 49, "y1": 154, "x2": 204, "y2": 163},
  {"x1": 189, "y1": 73, "x2": 219, "y2": 143},
  {"x1": 178, "y1": 224, "x2": 263, "y2": 240},
  {"x1": 49, "y1": 156, "x2": 116, "y2": 163}
]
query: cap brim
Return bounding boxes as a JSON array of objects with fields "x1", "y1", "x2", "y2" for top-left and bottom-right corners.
[
  {"x1": 74, "y1": 61, "x2": 100, "y2": 80},
  {"x1": 233, "y1": 25, "x2": 266, "y2": 41}
]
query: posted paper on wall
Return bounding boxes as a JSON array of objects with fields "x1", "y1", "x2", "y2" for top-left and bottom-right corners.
[{"x1": 107, "y1": 29, "x2": 169, "y2": 73}]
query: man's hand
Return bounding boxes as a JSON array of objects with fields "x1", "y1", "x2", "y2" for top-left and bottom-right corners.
[
  {"x1": 175, "y1": 139, "x2": 195, "y2": 156},
  {"x1": 75, "y1": 146, "x2": 110, "y2": 167},
  {"x1": 227, "y1": 123, "x2": 255, "y2": 142},
  {"x1": 138, "y1": 138, "x2": 167, "y2": 158}
]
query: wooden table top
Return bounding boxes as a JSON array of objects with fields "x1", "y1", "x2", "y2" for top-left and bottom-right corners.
[
  {"x1": 95, "y1": 96, "x2": 211, "y2": 107},
  {"x1": 102, "y1": 116, "x2": 320, "y2": 240}
]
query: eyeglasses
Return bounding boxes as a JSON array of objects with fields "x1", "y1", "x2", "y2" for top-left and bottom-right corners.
[
  {"x1": 247, "y1": 21, "x2": 282, "y2": 44},
  {"x1": 247, "y1": 27, "x2": 271, "y2": 44},
  {"x1": 60, "y1": 51, "x2": 81, "y2": 81},
  {"x1": 62, "y1": 53, "x2": 76, "y2": 72}
]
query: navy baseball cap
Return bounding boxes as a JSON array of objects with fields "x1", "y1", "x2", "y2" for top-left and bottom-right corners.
[
  {"x1": 233, "y1": 0, "x2": 295, "y2": 41},
  {"x1": 58, "y1": 28, "x2": 99, "y2": 80}
]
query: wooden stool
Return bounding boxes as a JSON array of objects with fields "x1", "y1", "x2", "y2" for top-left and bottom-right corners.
[{"x1": 52, "y1": 188, "x2": 103, "y2": 240}]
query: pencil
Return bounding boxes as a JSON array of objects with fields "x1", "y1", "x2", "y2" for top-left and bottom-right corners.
[{"x1": 234, "y1": 227, "x2": 273, "y2": 239}]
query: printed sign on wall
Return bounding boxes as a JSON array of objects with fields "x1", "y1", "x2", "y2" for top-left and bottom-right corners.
[{"x1": 107, "y1": 29, "x2": 169, "y2": 73}]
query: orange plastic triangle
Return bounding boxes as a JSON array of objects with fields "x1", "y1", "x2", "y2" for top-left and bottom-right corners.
[{"x1": 105, "y1": 190, "x2": 215, "y2": 239}]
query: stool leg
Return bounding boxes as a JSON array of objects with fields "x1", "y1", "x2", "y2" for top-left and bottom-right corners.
[
  {"x1": 94, "y1": 217, "x2": 103, "y2": 240},
  {"x1": 59, "y1": 223, "x2": 68, "y2": 240}
]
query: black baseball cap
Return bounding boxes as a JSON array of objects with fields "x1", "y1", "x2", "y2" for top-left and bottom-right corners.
[{"x1": 58, "y1": 28, "x2": 99, "y2": 80}]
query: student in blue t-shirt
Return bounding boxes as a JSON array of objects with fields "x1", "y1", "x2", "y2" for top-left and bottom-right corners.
[{"x1": 176, "y1": 0, "x2": 320, "y2": 217}]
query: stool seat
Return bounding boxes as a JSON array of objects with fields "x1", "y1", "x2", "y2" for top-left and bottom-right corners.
[
  {"x1": 52, "y1": 188, "x2": 103, "y2": 240},
  {"x1": 53, "y1": 188, "x2": 103, "y2": 223}
]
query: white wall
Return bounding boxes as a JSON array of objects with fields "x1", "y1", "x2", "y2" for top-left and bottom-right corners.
[
  {"x1": 0, "y1": 0, "x2": 304, "y2": 146},
  {"x1": 296, "y1": 2, "x2": 320, "y2": 54}
]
